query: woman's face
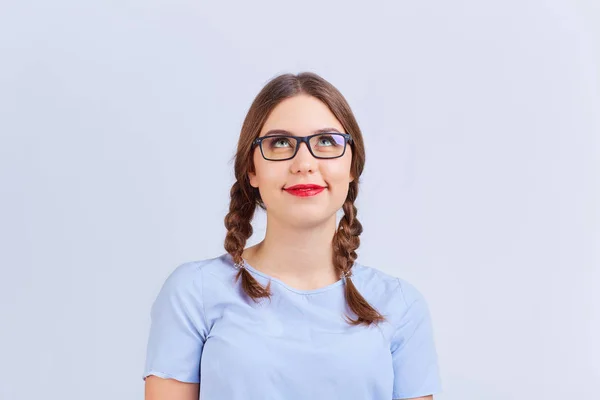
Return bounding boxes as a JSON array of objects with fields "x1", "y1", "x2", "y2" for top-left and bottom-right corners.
[{"x1": 248, "y1": 94, "x2": 354, "y2": 228}]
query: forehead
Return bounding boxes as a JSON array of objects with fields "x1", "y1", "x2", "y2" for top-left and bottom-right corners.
[{"x1": 259, "y1": 94, "x2": 344, "y2": 136}]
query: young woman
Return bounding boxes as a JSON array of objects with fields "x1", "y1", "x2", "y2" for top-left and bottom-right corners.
[{"x1": 143, "y1": 72, "x2": 442, "y2": 400}]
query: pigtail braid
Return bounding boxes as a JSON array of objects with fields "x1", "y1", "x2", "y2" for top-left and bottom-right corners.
[
  {"x1": 333, "y1": 183, "x2": 386, "y2": 326},
  {"x1": 224, "y1": 180, "x2": 271, "y2": 301}
]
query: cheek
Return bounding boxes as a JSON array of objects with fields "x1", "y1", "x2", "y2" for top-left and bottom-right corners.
[
  {"x1": 254, "y1": 162, "x2": 287, "y2": 190},
  {"x1": 324, "y1": 161, "x2": 352, "y2": 185}
]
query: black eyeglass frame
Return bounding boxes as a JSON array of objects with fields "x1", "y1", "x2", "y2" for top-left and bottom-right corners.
[{"x1": 251, "y1": 132, "x2": 353, "y2": 161}]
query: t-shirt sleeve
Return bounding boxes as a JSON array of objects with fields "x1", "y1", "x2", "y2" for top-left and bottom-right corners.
[
  {"x1": 142, "y1": 261, "x2": 209, "y2": 383},
  {"x1": 390, "y1": 278, "x2": 443, "y2": 399}
]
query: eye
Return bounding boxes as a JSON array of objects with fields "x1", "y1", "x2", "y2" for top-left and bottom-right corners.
[
  {"x1": 271, "y1": 137, "x2": 292, "y2": 148},
  {"x1": 318, "y1": 135, "x2": 333, "y2": 146},
  {"x1": 316, "y1": 134, "x2": 341, "y2": 147}
]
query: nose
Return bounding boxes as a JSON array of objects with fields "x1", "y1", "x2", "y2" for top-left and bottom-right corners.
[{"x1": 290, "y1": 141, "x2": 316, "y2": 172}]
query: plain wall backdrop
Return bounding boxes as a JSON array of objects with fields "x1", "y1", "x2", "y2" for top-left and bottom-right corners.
[{"x1": 1, "y1": 1, "x2": 598, "y2": 399}]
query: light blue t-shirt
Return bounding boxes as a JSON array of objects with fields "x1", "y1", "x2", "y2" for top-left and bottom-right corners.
[{"x1": 142, "y1": 252, "x2": 442, "y2": 399}]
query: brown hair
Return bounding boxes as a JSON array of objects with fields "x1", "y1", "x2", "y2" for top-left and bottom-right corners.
[{"x1": 223, "y1": 72, "x2": 385, "y2": 327}]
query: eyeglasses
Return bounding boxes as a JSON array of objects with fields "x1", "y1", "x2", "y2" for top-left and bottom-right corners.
[{"x1": 251, "y1": 132, "x2": 353, "y2": 161}]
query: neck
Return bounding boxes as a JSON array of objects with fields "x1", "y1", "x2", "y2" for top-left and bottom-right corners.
[{"x1": 242, "y1": 213, "x2": 341, "y2": 290}]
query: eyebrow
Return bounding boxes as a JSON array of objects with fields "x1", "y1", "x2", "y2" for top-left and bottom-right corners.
[{"x1": 262, "y1": 127, "x2": 341, "y2": 137}]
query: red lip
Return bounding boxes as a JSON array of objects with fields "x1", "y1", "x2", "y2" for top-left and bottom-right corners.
[
  {"x1": 283, "y1": 184, "x2": 327, "y2": 197},
  {"x1": 284, "y1": 184, "x2": 326, "y2": 190}
]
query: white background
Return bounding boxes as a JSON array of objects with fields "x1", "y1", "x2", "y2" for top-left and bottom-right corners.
[{"x1": 1, "y1": 1, "x2": 598, "y2": 399}]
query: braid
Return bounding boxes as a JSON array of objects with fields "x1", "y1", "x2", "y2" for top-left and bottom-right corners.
[
  {"x1": 223, "y1": 180, "x2": 271, "y2": 301},
  {"x1": 333, "y1": 183, "x2": 386, "y2": 327}
]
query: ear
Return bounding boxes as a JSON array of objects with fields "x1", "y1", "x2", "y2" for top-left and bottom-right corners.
[{"x1": 248, "y1": 171, "x2": 258, "y2": 188}]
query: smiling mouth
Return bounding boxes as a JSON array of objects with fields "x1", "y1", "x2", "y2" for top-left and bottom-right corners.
[
  {"x1": 282, "y1": 185, "x2": 327, "y2": 190},
  {"x1": 283, "y1": 186, "x2": 327, "y2": 197}
]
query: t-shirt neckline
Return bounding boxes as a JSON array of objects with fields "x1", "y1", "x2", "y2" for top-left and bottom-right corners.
[{"x1": 224, "y1": 252, "x2": 355, "y2": 295}]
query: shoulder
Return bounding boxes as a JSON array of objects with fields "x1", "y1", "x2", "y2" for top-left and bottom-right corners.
[
  {"x1": 155, "y1": 260, "x2": 204, "y2": 298},
  {"x1": 352, "y1": 262, "x2": 431, "y2": 324},
  {"x1": 160, "y1": 253, "x2": 237, "y2": 287},
  {"x1": 154, "y1": 253, "x2": 242, "y2": 302},
  {"x1": 151, "y1": 254, "x2": 229, "y2": 302},
  {"x1": 148, "y1": 254, "x2": 238, "y2": 329},
  {"x1": 351, "y1": 261, "x2": 416, "y2": 301}
]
